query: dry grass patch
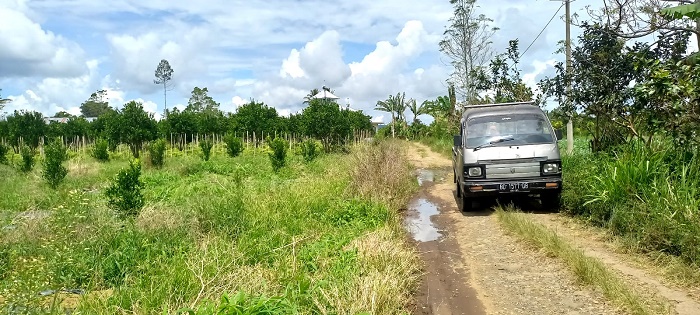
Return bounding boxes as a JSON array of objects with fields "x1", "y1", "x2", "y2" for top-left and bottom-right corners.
[
  {"x1": 314, "y1": 226, "x2": 422, "y2": 315},
  {"x1": 67, "y1": 157, "x2": 100, "y2": 177},
  {"x1": 348, "y1": 140, "x2": 416, "y2": 209},
  {"x1": 136, "y1": 204, "x2": 193, "y2": 232}
]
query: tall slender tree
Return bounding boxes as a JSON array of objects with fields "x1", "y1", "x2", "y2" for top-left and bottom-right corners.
[
  {"x1": 154, "y1": 59, "x2": 174, "y2": 114},
  {"x1": 440, "y1": 0, "x2": 498, "y2": 105}
]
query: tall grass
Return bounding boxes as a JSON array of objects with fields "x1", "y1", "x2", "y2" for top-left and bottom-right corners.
[
  {"x1": 0, "y1": 140, "x2": 420, "y2": 314},
  {"x1": 562, "y1": 139, "x2": 700, "y2": 267}
]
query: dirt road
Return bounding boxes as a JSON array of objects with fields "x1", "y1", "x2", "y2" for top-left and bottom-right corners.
[{"x1": 404, "y1": 142, "x2": 622, "y2": 315}]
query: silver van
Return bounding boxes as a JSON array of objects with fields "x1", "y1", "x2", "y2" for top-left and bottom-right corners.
[{"x1": 452, "y1": 101, "x2": 563, "y2": 211}]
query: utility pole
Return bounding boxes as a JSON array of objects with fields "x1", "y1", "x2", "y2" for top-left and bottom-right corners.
[{"x1": 565, "y1": 0, "x2": 573, "y2": 154}]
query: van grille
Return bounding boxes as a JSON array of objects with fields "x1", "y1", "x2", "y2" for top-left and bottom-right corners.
[{"x1": 485, "y1": 162, "x2": 540, "y2": 179}]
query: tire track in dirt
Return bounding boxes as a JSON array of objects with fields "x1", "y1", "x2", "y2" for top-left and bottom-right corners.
[
  {"x1": 405, "y1": 142, "x2": 621, "y2": 315},
  {"x1": 524, "y1": 213, "x2": 700, "y2": 315}
]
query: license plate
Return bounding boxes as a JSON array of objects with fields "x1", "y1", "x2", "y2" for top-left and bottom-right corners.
[{"x1": 499, "y1": 183, "x2": 529, "y2": 191}]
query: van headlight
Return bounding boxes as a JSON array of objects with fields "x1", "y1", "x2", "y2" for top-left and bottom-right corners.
[
  {"x1": 542, "y1": 162, "x2": 561, "y2": 175},
  {"x1": 467, "y1": 167, "x2": 482, "y2": 177}
]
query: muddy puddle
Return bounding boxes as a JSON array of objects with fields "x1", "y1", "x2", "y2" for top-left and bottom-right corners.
[
  {"x1": 405, "y1": 198, "x2": 442, "y2": 242},
  {"x1": 416, "y1": 169, "x2": 434, "y2": 186},
  {"x1": 405, "y1": 169, "x2": 443, "y2": 242}
]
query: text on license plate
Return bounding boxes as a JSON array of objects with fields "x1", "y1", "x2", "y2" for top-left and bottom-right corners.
[{"x1": 499, "y1": 183, "x2": 529, "y2": 191}]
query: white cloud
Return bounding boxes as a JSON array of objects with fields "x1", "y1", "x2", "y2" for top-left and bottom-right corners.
[
  {"x1": 5, "y1": 59, "x2": 101, "y2": 115},
  {"x1": 107, "y1": 25, "x2": 213, "y2": 95},
  {"x1": 242, "y1": 20, "x2": 448, "y2": 118},
  {"x1": 0, "y1": 6, "x2": 87, "y2": 78}
]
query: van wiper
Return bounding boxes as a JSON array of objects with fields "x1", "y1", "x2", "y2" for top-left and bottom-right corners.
[{"x1": 473, "y1": 137, "x2": 515, "y2": 151}]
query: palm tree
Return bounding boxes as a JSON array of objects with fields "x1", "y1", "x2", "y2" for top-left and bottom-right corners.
[
  {"x1": 303, "y1": 88, "x2": 320, "y2": 104},
  {"x1": 375, "y1": 98, "x2": 396, "y2": 138},
  {"x1": 424, "y1": 95, "x2": 452, "y2": 119},
  {"x1": 375, "y1": 92, "x2": 410, "y2": 138},
  {"x1": 0, "y1": 89, "x2": 9, "y2": 111},
  {"x1": 407, "y1": 98, "x2": 427, "y2": 124}
]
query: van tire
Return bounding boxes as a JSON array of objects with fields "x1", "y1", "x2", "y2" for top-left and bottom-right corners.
[
  {"x1": 461, "y1": 196, "x2": 473, "y2": 212},
  {"x1": 541, "y1": 192, "x2": 561, "y2": 212},
  {"x1": 456, "y1": 181, "x2": 461, "y2": 197}
]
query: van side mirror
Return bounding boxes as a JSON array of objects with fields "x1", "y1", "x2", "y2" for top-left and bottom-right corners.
[
  {"x1": 453, "y1": 135, "x2": 462, "y2": 147},
  {"x1": 555, "y1": 129, "x2": 563, "y2": 141}
]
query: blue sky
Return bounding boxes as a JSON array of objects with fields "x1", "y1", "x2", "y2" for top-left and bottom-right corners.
[{"x1": 0, "y1": 0, "x2": 646, "y2": 122}]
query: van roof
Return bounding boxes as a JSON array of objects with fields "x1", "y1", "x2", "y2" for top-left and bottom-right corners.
[{"x1": 460, "y1": 103, "x2": 544, "y2": 122}]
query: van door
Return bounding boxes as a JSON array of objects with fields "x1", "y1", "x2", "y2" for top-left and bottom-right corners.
[{"x1": 457, "y1": 122, "x2": 465, "y2": 183}]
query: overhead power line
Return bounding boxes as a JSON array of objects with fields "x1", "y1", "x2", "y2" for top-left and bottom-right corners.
[{"x1": 521, "y1": 3, "x2": 565, "y2": 58}]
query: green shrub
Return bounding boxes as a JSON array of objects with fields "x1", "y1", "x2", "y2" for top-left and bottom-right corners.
[
  {"x1": 300, "y1": 139, "x2": 320, "y2": 162},
  {"x1": 267, "y1": 137, "x2": 288, "y2": 172},
  {"x1": 224, "y1": 134, "x2": 244, "y2": 158},
  {"x1": 42, "y1": 138, "x2": 69, "y2": 189},
  {"x1": 19, "y1": 145, "x2": 34, "y2": 173},
  {"x1": 92, "y1": 138, "x2": 110, "y2": 162},
  {"x1": 0, "y1": 143, "x2": 8, "y2": 164},
  {"x1": 200, "y1": 139, "x2": 214, "y2": 161},
  {"x1": 563, "y1": 139, "x2": 700, "y2": 265},
  {"x1": 0, "y1": 245, "x2": 9, "y2": 280},
  {"x1": 148, "y1": 138, "x2": 167, "y2": 168},
  {"x1": 106, "y1": 159, "x2": 145, "y2": 218}
]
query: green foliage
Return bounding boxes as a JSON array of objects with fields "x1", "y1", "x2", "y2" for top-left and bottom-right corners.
[
  {"x1": 93, "y1": 110, "x2": 123, "y2": 151},
  {"x1": 92, "y1": 138, "x2": 110, "y2": 162},
  {"x1": 149, "y1": 138, "x2": 167, "y2": 168},
  {"x1": 19, "y1": 145, "x2": 34, "y2": 173},
  {"x1": 231, "y1": 99, "x2": 283, "y2": 135},
  {"x1": 154, "y1": 59, "x2": 174, "y2": 87},
  {"x1": 120, "y1": 101, "x2": 159, "y2": 158},
  {"x1": 301, "y1": 99, "x2": 367, "y2": 151},
  {"x1": 563, "y1": 139, "x2": 700, "y2": 265},
  {"x1": 223, "y1": 133, "x2": 244, "y2": 157},
  {"x1": 634, "y1": 55, "x2": 700, "y2": 147},
  {"x1": 6, "y1": 110, "x2": 46, "y2": 149},
  {"x1": 163, "y1": 108, "x2": 198, "y2": 149},
  {"x1": 300, "y1": 139, "x2": 320, "y2": 162},
  {"x1": 375, "y1": 93, "x2": 408, "y2": 138},
  {"x1": 473, "y1": 39, "x2": 535, "y2": 104},
  {"x1": 42, "y1": 138, "x2": 69, "y2": 189},
  {"x1": 0, "y1": 142, "x2": 8, "y2": 164},
  {"x1": 199, "y1": 139, "x2": 214, "y2": 161},
  {"x1": 267, "y1": 137, "x2": 288, "y2": 172},
  {"x1": 106, "y1": 159, "x2": 145, "y2": 218},
  {"x1": 80, "y1": 89, "x2": 113, "y2": 117}
]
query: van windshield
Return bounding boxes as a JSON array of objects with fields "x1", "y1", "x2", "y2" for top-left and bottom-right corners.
[{"x1": 465, "y1": 113, "x2": 554, "y2": 148}]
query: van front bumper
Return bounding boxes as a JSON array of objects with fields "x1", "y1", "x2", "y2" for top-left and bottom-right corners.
[{"x1": 461, "y1": 177, "x2": 562, "y2": 197}]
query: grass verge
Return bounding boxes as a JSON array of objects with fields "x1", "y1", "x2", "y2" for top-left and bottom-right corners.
[{"x1": 494, "y1": 205, "x2": 669, "y2": 315}]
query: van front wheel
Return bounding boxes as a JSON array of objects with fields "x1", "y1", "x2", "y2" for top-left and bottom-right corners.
[
  {"x1": 461, "y1": 196, "x2": 473, "y2": 212},
  {"x1": 456, "y1": 181, "x2": 461, "y2": 197},
  {"x1": 541, "y1": 192, "x2": 561, "y2": 212}
]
